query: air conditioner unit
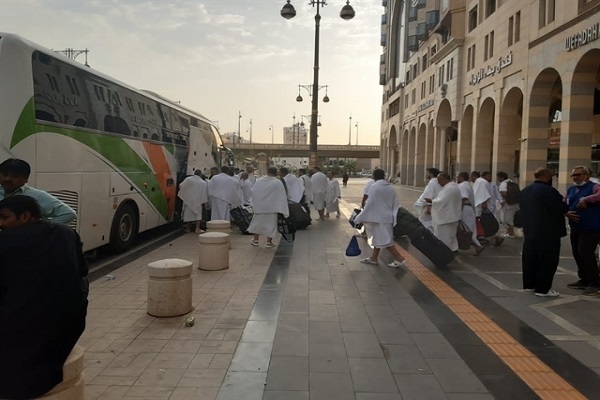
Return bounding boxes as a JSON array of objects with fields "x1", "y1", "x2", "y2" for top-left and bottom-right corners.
[
  {"x1": 426, "y1": 10, "x2": 440, "y2": 29},
  {"x1": 417, "y1": 23, "x2": 428, "y2": 40},
  {"x1": 407, "y1": 35, "x2": 418, "y2": 52}
]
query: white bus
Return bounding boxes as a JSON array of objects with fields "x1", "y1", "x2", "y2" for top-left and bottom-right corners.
[{"x1": 0, "y1": 33, "x2": 232, "y2": 252}]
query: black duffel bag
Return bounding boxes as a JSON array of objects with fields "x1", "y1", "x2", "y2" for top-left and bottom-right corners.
[{"x1": 478, "y1": 209, "x2": 499, "y2": 237}]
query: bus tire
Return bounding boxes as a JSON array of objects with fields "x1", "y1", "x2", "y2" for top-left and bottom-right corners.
[{"x1": 110, "y1": 203, "x2": 138, "y2": 252}]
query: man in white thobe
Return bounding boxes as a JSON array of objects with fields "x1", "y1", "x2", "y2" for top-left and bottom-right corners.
[
  {"x1": 432, "y1": 172, "x2": 462, "y2": 252},
  {"x1": 208, "y1": 166, "x2": 240, "y2": 221},
  {"x1": 354, "y1": 169, "x2": 406, "y2": 268},
  {"x1": 245, "y1": 165, "x2": 256, "y2": 186},
  {"x1": 280, "y1": 167, "x2": 303, "y2": 204},
  {"x1": 298, "y1": 168, "x2": 312, "y2": 203},
  {"x1": 325, "y1": 170, "x2": 341, "y2": 218},
  {"x1": 178, "y1": 170, "x2": 208, "y2": 233},
  {"x1": 311, "y1": 167, "x2": 328, "y2": 220},
  {"x1": 240, "y1": 172, "x2": 253, "y2": 206},
  {"x1": 248, "y1": 167, "x2": 289, "y2": 248},
  {"x1": 471, "y1": 170, "x2": 504, "y2": 247},
  {"x1": 496, "y1": 171, "x2": 518, "y2": 238},
  {"x1": 457, "y1": 172, "x2": 485, "y2": 255},
  {"x1": 414, "y1": 168, "x2": 442, "y2": 233}
]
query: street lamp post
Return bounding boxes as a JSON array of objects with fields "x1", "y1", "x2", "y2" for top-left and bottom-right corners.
[
  {"x1": 269, "y1": 125, "x2": 274, "y2": 144},
  {"x1": 348, "y1": 116, "x2": 352, "y2": 145},
  {"x1": 235, "y1": 111, "x2": 241, "y2": 167},
  {"x1": 281, "y1": 0, "x2": 355, "y2": 168},
  {"x1": 355, "y1": 121, "x2": 359, "y2": 145}
]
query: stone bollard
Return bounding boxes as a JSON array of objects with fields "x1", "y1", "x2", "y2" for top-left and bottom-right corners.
[
  {"x1": 206, "y1": 220, "x2": 232, "y2": 248},
  {"x1": 206, "y1": 220, "x2": 232, "y2": 234},
  {"x1": 36, "y1": 345, "x2": 85, "y2": 399},
  {"x1": 147, "y1": 259, "x2": 193, "y2": 317},
  {"x1": 198, "y1": 232, "x2": 230, "y2": 271}
]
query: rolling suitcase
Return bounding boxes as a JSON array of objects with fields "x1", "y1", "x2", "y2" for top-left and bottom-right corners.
[
  {"x1": 288, "y1": 202, "x2": 311, "y2": 230},
  {"x1": 230, "y1": 207, "x2": 252, "y2": 235},
  {"x1": 408, "y1": 229, "x2": 454, "y2": 268},
  {"x1": 394, "y1": 207, "x2": 425, "y2": 237}
]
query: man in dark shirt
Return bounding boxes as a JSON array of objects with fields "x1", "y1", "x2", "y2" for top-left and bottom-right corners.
[
  {"x1": 0, "y1": 195, "x2": 89, "y2": 399},
  {"x1": 519, "y1": 168, "x2": 568, "y2": 297}
]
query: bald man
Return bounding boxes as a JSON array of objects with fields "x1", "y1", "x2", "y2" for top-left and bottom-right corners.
[{"x1": 519, "y1": 168, "x2": 568, "y2": 297}]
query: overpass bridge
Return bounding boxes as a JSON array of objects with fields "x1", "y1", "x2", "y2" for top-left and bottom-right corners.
[{"x1": 232, "y1": 143, "x2": 380, "y2": 159}]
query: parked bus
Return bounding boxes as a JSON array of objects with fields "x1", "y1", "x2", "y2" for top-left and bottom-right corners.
[{"x1": 0, "y1": 33, "x2": 232, "y2": 252}]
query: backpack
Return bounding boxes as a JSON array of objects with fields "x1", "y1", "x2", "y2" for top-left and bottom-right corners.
[{"x1": 505, "y1": 180, "x2": 521, "y2": 205}]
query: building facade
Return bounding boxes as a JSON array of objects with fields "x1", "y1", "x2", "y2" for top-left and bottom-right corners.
[
  {"x1": 283, "y1": 123, "x2": 308, "y2": 145},
  {"x1": 380, "y1": 0, "x2": 600, "y2": 190}
]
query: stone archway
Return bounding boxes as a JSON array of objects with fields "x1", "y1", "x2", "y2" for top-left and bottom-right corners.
[
  {"x1": 389, "y1": 125, "x2": 398, "y2": 178},
  {"x1": 474, "y1": 98, "x2": 495, "y2": 172},
  {"x1": 562, "y1": 48, "x2": 600, "y2": 185},
  {"x1": 459, "y1": 105, "x2": 474, "y2": 172},
  {"x1": 401, "y1": 129, "x2": 409, "y2": 184},
  {"x1": 497, "y1": 87, "x2": 523, "y2": 175},
  {"x1": 407, "y1": 126, "x2": 417, "y2": 185},
  {"x1": 426, "y1": 119, "x2": 435, "y2": 171},
  {"x1": 525, "y1": 68, "x2": 562, "y2": 186},
  {"x1": 435, "y1": 99, "x2": 452, "y2": 169},
  {"x1": 414, "y1": 123, "x2": 427, "y2": 186}
]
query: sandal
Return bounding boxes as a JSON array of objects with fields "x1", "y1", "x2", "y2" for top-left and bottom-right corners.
[
  {"x1": 360, "y1": 258, "x2": 378, "y2": 265},
  {"x1": 266, "y1": 242, "x2": 275, "y2": 248},
  {"x1": 388, "y1": 260, "x2": 406, "y2": 268},
  {"x1": 250, "y1": 240, "x2": 259, "y2": 246}
]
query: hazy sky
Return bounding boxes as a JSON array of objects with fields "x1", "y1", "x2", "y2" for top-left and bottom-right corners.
[{"x1": 1, "y1": 0, "x2": 384, "y2": 145}]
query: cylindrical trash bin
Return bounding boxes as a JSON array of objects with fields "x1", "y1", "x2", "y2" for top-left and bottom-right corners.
[
  {"x1": 206, "y1": 220, "x2": 232, "y2": 234},
  {"x1": 36, "y1": 345, "x2": 84, "y2": 400},
  {"x1": 147, "y1": 259, "x2": 193, "y2": 317},
  {"x1": 198, "y1": 232, "x2": 230, "y2": 271}
]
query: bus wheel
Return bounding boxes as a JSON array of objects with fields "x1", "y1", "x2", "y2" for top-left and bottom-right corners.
[{"x1": 110, "y1": 203, "x2": 138, "y2": 252}]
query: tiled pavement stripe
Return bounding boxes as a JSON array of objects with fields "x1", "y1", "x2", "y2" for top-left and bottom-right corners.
[
  {"x1": 216, "y1": 242, "x2": 293, "y2": 400},
  {"x1": 339, "y1": 199, "x2": 589, "y2": 400}
]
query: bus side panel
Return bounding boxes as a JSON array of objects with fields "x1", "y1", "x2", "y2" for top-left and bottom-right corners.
[
  {"x1": 187, "y1": 126, "x2": 217, "y2": 176},
  {"x1": 80, "y1": 173, "x2": 110, "y2": 251}
]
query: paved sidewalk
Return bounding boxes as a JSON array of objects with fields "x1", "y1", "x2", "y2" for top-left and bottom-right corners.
[{"x1": 79, "y1": 179, "x2": 599, "y2": 399}]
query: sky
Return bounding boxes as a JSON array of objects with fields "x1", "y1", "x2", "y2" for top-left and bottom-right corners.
[{"x1": 1, "y1": 0, "x2": 384, "y2": 145}]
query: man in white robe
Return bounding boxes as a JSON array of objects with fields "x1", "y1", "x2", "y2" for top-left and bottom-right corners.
[
  {"x1": 208, "y1": 166, "x2": 240, "y2": 221},
  {"x1": 280, "y1": 167, "x2": 303, "y2": 204},
  {"x1": 354, "y1": 169, "x2": 406, "y2": 268},
  {"x1": 432, "y1": 172, "x2": 462, "y2": 252},
  {"x1": 310, "y1": 167, "x2": 328, "y2": 220},
  {"x1": 325, "y1": 170, "x2": 341, "y2": 218},
  {"x1": 177, "y1": 170, "x2": 208, "y2": 233},
  {"x1": 414, "y1": 168, "x2": 442, "y2": 233},
  {"x1": 471, "y1": 170, "x2": 504, "y2": 247},
  {"x1": 248, "y1": 167, "x2": 289, "y2": 248},
  {"x1": 244, "y1": 165, "x2": 256, "y2": 186},
  {"x1": 457, "y1": 172, "x2": 485, "y2": 255},
  {"x1": 298, "y1": 168, "x2": 311, "y2": 204},
  {"x1": 240, "y1": 172, "x2": 253, "y2": 206}
]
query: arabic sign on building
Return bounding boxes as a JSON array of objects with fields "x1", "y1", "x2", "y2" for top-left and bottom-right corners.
[
  {"x1": 565, "y1": 23, "x2": 599, "y2": 52},
  {"x1": 468, "y1": 52, "x2": 512, "y2": 86}
]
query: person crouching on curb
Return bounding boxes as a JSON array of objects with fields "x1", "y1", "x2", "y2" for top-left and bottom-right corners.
[{"x1": 354, "y1": 169, "x2": 406, "y2": 268}]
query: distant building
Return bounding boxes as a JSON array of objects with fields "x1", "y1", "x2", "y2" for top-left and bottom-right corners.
[
  {"x1": 222, "y1": 132, "x2": 250, "y2": 144},
  {"x1": 379, "y1": 0, "x2": 600, "y2": 191},
  {"x1": 283, "y1": 123, "x2": 308, "y2": 145}
]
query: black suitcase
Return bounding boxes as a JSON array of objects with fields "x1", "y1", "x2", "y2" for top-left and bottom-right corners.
[
  {"x1": 288, "y1": 202, "x2": 311, "y2": 230},
  {"x1": 230, "y1": 207, "x2": 252, "y2": 235},
  {"x1": 394, "y1": 207, "x2": 425, "y2": 237},
  {"x1": 408, "y1": 229, "x2": 454, "y2": 268}
]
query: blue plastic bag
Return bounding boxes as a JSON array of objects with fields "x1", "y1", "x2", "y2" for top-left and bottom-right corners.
[{"x1": 345, "y1": 236, "x2": 361, "y2": 257}]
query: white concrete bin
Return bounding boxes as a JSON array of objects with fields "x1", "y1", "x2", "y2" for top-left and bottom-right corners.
[
  {"x1": 36, "y1": 345, "x2": 84, "y2": 400},
  {"x1": 206, "y1": 220, "x2": 232, "y2": 235},
  {"x1": 198, "y1": 232, "x2": 230, "y2": 271},
  {"x1": 147, "y1": 259, "x2": 193, "y2": 317}
]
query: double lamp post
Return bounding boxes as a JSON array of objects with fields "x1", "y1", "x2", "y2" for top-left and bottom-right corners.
[{"x1": 281, "y1": 0, "x2": 355, "y2": 168}]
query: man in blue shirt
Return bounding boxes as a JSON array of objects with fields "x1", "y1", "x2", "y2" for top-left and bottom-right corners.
[
  {"x1": 0, "y1": 158, "x2": 76, "y2": 225},
  {"x1": 565, "y1": 166, "x2": 600, "y2": 296}
]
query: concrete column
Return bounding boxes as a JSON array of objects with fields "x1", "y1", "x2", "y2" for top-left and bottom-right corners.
[
  {"x1": 147, "y1": 259, "x2": 193, "y2": 317},
  {"x1": 198, "y1": 232, "x2": 230, "y2": 271}
]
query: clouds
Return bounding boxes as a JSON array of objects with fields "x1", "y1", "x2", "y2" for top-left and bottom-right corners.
[{"x1": 1, "y1": 0, "x2": 385, "y2": 145}]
